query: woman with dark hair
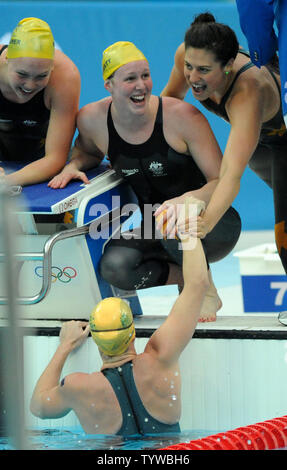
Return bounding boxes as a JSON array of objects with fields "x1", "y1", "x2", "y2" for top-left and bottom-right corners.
[{"x1": 161, "y1": 12, "x2": 287, "y2": 274}]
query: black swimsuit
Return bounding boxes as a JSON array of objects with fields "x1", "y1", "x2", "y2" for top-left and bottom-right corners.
[
  {"x1": 107, "y1": 97, "x2": 206, "y2": 210},
  {"x1": 102, "y1": 361, "x2": 181, "y2": 436},
  {"x1": 201, "y1": 50, "x2": 287, "y2": 273},
  {"x1": 202, "y1": 50, "x2": 285, "y2": 134},
  {"x1": 0, "y1": 45, "x2": 50, "y2": 161},
  {"x1": 99, "y1": 97, "x2": 241, "y2": 291}
]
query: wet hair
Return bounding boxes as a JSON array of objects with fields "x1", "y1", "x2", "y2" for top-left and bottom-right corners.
[{"x1": 184, "y1": 12, "x2": 239, "y2": 66}]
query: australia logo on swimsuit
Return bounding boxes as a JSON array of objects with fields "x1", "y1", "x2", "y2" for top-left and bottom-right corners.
[{"x1": 148, "y1": 161, "x2": 167, "y2": 177}]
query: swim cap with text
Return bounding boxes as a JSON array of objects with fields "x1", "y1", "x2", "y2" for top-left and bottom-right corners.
[
  {"x1": 7, "y1": 17, "x2": 54, "y2": 60},
  {"x1": 102, "y1": 41, "x2": 147, "y2": 80}
]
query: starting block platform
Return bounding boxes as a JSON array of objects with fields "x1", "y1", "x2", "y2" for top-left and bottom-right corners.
[{"x1": 0, "y1": 161, "x2": 143, "y2": 320}]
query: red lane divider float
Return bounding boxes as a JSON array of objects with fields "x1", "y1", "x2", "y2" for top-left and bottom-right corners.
[{"x1": 160, "y1": 415, "x2": 287, "y2": 450}]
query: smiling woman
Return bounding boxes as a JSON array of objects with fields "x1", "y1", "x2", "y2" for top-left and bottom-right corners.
[
  {"x1": 6, "y1": 57, "x2": 53, "y2": 100},
  {"x1": 183, "y1": 15, "x2": 239, "y2": 105},
  {"x1": 161, "y1": 12, "x2": 287, "y2": 278},
  {"x1": 0, "y1": 17, "x2": 80, "y2": 187},
  {"x1": 102, "y1": 42, "x2": 152, "y2": 115},
  {"x1": 48, "y1": 40, "x2": 241, "y2": 323}
]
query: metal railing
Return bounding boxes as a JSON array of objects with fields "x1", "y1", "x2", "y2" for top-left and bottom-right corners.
[
  {"x1": 0, "y1": 224, "x2": 89, "y2": 305},
  {"x1": 0, "y1": 207, "x2": 126, "y2": 305}
]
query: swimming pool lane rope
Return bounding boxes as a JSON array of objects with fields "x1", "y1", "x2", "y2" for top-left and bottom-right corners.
[{"x1": 160, "y1": 415, "x2": 287, "y2": 450}]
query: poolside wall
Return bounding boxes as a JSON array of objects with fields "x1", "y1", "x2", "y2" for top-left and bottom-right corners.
[
  {"x1": 25, "y1": 335, "x2": 287, "y2": 432},
  {"x1": 0, "y1": 0, "x2": 274, "y2": 230}
]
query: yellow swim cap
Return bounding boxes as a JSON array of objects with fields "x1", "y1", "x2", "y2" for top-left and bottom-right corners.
[
  {"x1": 90, "y1": 297, "x2": 135, "y2": 356},
  {"x1": 7, "y1": 17, "x2": 54, "y2": 60},
  {"x1": 102, "y1": 41, "x2": 147, "y2": 80}
]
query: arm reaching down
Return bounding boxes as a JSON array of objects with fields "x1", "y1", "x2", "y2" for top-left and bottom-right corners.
[
  {"x1": 147, "y1": 197, "x2": 209, "y2": 365},
  {"x1": 186, "y1": 78, "x2": 264, "y2": 238}
]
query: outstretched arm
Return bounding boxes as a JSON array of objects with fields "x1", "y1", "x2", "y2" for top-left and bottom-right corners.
[
  {"x1": 30, "y1": 321, "x2": 89, "y2": 419},
  {"x1": 147, "y1": 198, "x2": 209, "y2": 365},
  {"x1": 154, "y1": 100, "x2": 221, "y2": 238},
  {"x1": 190, "y1": 85, "x2": 262, "y2": 239}
]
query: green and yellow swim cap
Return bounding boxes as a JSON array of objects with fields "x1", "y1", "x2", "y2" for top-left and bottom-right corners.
[
  {"x1": 102, "y1": 41, "x2": 147, "y2": 80},
  {"x1": 7, "y1": 17, "x2": 54, "y2": 60},
  {"x1": 90, "y1": 297, "x2": 135, "y2": 356}
]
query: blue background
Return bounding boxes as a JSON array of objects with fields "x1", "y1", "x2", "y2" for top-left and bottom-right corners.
[{"x1": 0, "y1": 1, "x2": 274, "y2": 231}]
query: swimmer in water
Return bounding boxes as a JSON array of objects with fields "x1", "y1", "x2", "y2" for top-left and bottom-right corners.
[{"x1": 30, "y1": 199, "x2": 209, "y2": 435}]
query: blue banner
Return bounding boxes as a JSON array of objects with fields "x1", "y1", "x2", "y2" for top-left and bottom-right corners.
[{"x1": 242, "y1": 275, "x2": 287, "y2": 312}]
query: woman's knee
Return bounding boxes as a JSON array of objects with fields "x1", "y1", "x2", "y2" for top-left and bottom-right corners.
[
  {"x1": 204, "y1": 207, "x2": 242, "y2": 263},
  {"x1": 248, "y1": 145, "x2": 272, "y2": 187},
  {"x1": 99, "y1": 246, "x2": 142, "y2": 288}
]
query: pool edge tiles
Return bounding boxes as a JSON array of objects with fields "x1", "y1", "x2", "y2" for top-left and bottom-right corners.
[{"x1": 1, "y1": 314, "x2": 287, "y2": 340}]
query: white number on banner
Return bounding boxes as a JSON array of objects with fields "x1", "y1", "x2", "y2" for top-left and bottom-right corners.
[{"x1": 270, "y1": 282, "x2": 287, "y2": 305}]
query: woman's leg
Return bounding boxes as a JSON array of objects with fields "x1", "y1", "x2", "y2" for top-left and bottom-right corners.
[
  {"x1": 249, "y1": 139, "x2": 287, "y2": 273},
  {"x1": 99, "y1": 226, "x2": 172, "y2": 291},
  {"x1": 272, "y1": 145, "x2": 287, "y2": 273}
]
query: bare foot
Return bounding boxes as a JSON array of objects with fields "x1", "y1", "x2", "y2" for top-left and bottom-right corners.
[{"x1": 198, "y1": 270, "x2": 222, "y2": 322}]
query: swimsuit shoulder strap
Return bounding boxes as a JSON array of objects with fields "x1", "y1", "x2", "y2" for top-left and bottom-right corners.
[
  {"x1": 0, "y1": 45, "x2": 8, "y2": 56},
  {"x1": 222, "y1": 57, "x2": 255, "y2": 106}
]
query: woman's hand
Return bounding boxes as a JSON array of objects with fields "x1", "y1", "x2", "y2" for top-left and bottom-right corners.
[
  {"x1": 59, "y1": 320, "x2": 90, "y2": 351},
  {"x1": 177, "y1": 213, "x2": 210, "y2": 239},
  {"x1": 155, "y1": 195, "x2": 206, "y2": 239},
  {"x1": 48, "y1": 167, "x2": 90, "y2": 188},
  {"x1": 154, "y1": 195, "x2": 185, "y2": 239}
]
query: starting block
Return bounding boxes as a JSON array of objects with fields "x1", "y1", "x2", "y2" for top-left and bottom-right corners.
[{"x1": 0, "y1": 161, "x2": 143, "y2": 320}]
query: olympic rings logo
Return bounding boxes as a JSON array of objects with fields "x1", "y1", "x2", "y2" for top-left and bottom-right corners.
[{"x1": 35, "y1": 266, "x2": 77, "y2": 284}]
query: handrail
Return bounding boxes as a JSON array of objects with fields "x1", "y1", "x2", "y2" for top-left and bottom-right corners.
[
  {"x1": 0, "y1": 224, "x2": 89, "y2": 305},
  {"x1": 0, "y1": 207, "x2": 128, "y2": 305}
]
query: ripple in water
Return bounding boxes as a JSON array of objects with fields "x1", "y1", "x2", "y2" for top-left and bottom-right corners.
[{"x1": 0, "y1": 427, "x2": 218, "y2": 450}]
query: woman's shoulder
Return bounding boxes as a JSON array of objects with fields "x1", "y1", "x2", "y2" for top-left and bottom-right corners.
[
  {"x1": 51, "y1": 49, "x2": 80, "y2": 82},
  {"x1": 232, "y1": 53, "x2": 264, "y2": 91},
  {"x1": 161, "y1": 96, "x2": 208, "y2": 140},
  {"x1": 80, "y1": 97, "x2": 112, "y2": 117},
  {"x1": 174, "y1": 42, "x2": 185, "y2": 67},
  {"x1": 45, "y1": 49, "x2": 81, "y2": 103},
  {"x1": 162, "y1": 95, "x2": 203, "y2": 119},
  {"x1": 77, "y1": 97, "x2": 111, "y2": 130}
]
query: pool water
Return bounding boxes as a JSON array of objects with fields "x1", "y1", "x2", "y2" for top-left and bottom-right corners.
[{"x1": 0, "y1": 427, "x2": 217, "y2": 450}]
